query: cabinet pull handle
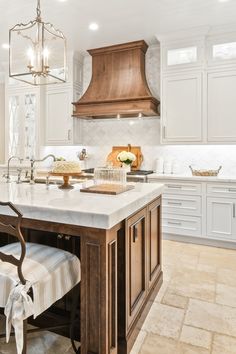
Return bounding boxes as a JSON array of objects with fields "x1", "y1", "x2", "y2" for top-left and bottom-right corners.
[
  {"x1": 167, "y1": 185, "x2": 182, "y2": 189},
  {"x1": 233, "y1": 204, "x2": 236, "y2": 218},
  {"x1": 168, "y1": 221, "x2": 182, "y2": 226},
  {"x1": 229, "y1": 188, "x2": 236, "y2": 192},
  {"x1": 68, "y1": 129, "x2": 71, "y2": 140},
  {"x1": 163, "y1": 126, "x2": 166, "y2": 139},
  {"x1": 167, "y1": 201, "x2": 182, "y2": 206},
  {"x1": 133, "y1": 225, "x2": 138, "y2": 242}
]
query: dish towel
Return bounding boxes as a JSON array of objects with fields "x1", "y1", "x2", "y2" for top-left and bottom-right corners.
[{"x1": 4, "y1": 281, "x2": 34, "y2": 354}]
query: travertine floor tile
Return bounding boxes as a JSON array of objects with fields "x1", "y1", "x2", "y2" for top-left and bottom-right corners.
[
  {"x1": 164, "y1": 252, "x2": 199, "y2": 268},
  {"x1": 162, "y1": 290, "x2": 188, "y2": 309},
  {"x1": 180, "y1": 325, "x2": 212, "y2": 349},
  {"x1": 139, "y1": 333, "x2": 210, "y2": 354},
  {"x1": 216, "y1": 283, "x2": 236, "y2": 307},
  {"x1": 199, "y1": 252, "x2": 236, "y2": 271},
  {"x1": 130, "y1": 330, "x2": 147, "y2": 354},
  {"x1": 154, "y1": 281, "x2": 169, "y2": 303},
  {"x1": 212, "y1": 333, "x2": 236, "y2": 354},
  {"x1": 197, "y1": 263, "x2": 217, "y2": 274},
  {"x1": 217, "y1": 268, "x2": 236, "y2": 287},
  {"x1": 168, "y1": 268, "x2": 216, "y2": 302},
  {"x1": 0, "y1": 324, "x2": 72, "y2": 354},
  {"x1": 0, "y1": 305, "x2": 77, "y2": 353},
  {"x1": 142, "y1": 303, "x2": 184, "y2": 339},
  {"x1": 185, "y1": 299, "x2": 236, "y2": 337}
]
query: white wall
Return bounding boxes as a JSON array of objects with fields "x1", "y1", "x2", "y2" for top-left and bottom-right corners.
[{"x1": 0, "y1": 83, "x2": 5, "y2": 163}]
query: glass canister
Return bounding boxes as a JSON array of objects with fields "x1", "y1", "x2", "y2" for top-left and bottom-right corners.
[{"x1": 94, "y1": 167, "x2": 127, "y2": 185}]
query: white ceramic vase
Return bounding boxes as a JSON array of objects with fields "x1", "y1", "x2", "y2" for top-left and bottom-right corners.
[{"x1": 122, "y1": 163, "x2": 131, "y2": 172}]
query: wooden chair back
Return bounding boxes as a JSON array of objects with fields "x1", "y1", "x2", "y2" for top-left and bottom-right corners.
[{"x1": 0, "y1": 202, "x2": 26, "y2": 285}]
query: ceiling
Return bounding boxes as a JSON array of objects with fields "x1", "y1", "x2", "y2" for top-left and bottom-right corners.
[{"x1": 1, "y1": 0, "x2": 236, "y2": 67}]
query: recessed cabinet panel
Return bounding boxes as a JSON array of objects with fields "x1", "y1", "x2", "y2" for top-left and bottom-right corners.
[
  {"x1": 163, "y1": 214, "x2": 201, "y2": 237},
  {"x1": 126, "y1": 208, "x2": 147, "y2": 330},
  {"x1": 147, "y1": 198, "x2": 161, "y2": 289},
  {"x1": 163, "y1": 195, "x2": 201, "y2": 216},
  {"x1": 46, "y1": 89, "x2": 72, "y2": 145},
  {"x1": 207, "y1": 197, "x2": 236, "y2": 240},
  {"x1": 207, "y1": 71, "x2": 236, "y2": 142},
  {"x1": 162, "y1": 73, "x2": 202, "y2": 142}
]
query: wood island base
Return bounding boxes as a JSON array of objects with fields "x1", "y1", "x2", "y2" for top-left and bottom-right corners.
[{"x1": 0, "y1": 196, "x2": 162, "y2": 354}]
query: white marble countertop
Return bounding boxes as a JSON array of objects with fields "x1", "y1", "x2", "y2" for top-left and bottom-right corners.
[
  {"x1": 148, "y1": 173, "x2": 236, "y2": 183},
  {"x1": 0, "y1": 181, "x2": 163, "y2": 229}
]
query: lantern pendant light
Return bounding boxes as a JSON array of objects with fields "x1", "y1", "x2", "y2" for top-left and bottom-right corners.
[{"x1": 9, "y1": 0, "x2": 67, "y2": 85}]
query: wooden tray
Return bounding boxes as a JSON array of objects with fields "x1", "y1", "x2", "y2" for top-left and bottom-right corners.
[
  {"x1": 106, "y1": 145, "x2": 143, "y2": 170},
  {"x1": 80, "y1": 184, "x2": 134, "y2": 195}
]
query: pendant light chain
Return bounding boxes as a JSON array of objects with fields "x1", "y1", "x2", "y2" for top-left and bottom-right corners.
[{"x1": 36, "y1": 0, "x2": 41, "y2": 20}]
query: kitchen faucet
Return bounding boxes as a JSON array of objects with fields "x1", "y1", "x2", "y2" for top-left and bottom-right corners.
[
  {"x1": 30, "y1": 154, "x2": 56, "y2": 184},
  {"x1": 5, "y1": 156, "x2": 23, "y2": 183}
]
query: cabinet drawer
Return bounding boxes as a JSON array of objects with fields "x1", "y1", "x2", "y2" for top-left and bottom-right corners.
[
  {"x1": 163, "y1": 181, "x2": 202, "y2": 195},
  {"x1": 207, "y1": 183, "x2": 236, "y2": 198},
  {"x1": 163, "y1": 195, "x2": 201, "y2": 216},
  {"x1": 163, "y1": 214, "x2": 202, "y2": 236}
]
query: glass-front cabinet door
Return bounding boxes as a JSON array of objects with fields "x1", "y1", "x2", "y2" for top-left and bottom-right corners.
[{"x1": 7, "y1": 88, "x2": 39, "y2": 160}]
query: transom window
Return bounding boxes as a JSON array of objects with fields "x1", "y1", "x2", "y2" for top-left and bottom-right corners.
[
  {"x1": 167, "y1": 46, "x2": 197, "y2": 66},
  {"x1": 213, "y1": 42, "x2": 236, "y2": 60}
]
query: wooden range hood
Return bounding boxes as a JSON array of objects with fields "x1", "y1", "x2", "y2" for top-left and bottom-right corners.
[{"x1": 72, "y1": 40, "x2": 159, "y2": 119}]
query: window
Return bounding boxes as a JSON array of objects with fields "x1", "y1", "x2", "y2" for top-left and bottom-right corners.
[
  {"x1": 167, "y1": 46, "x2": 197, "y2": 66},
  {"x1": 213, "y1": 42, "x2": 236, "y2": 60},
  {"x1": 9, "y1": 96, "x2": 20, "y2": 156}
]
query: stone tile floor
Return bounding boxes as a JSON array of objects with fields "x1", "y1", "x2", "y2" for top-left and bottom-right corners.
[
  {"x1": 131, "y1": 240, "x2": 236, "y2": 354},
  {"x1": 1, "y1": 240, "x2": 236, "y2": 353}
]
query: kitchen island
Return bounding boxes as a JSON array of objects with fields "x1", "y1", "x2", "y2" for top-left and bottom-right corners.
[{"x1": 0, "y1": 181, "x2": 163, "y2": 354}]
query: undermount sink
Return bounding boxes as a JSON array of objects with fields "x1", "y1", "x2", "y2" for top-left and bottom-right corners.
[{"x1": 21, "y1": 177, "x2": 88, "y2": 185}]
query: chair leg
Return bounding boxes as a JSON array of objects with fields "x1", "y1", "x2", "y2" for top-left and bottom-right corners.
[
  {"x1": 22, "y1": 319, "x2": 27, "y2": 354},
  {"x1": 70, "y1": 285, "x2": 81, "y2": 353}
]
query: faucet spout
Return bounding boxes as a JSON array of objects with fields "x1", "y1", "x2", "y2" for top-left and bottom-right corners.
[
  {"x1": 30, "y1": 154, "x2": 56, "y2": 184},
  {"x1": 6, "y1": 156, "x2": 23, "y2": 183}
]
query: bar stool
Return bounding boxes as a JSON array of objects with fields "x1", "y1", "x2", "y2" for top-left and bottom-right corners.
[{"x1": 0, "y1": 201, "x2": 81, "y2": 354}]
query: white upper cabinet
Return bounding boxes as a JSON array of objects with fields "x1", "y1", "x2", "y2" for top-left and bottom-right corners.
[
  {"x1": 159, "y1": 27, "x2": 236, "y2": 144},
  {"x1": 207, "y1": 70, "x2": 236, "y2": 142},
  {"x1": 45, "y1": 85, "x2": 73, "y2": 145},
  {"x1": 162, "y1": 73, "x2": 202, "y2": 143},
  {"x1": 44, "y1": 52, "x2": 83, "y2": 146}
]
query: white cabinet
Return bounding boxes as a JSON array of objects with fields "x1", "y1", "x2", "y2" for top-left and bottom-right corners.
[
  {"x1": 160, "y1": 29, "x2": 236, "y2": 144},
  {"x1": 149, "y1": 177, "x2": 236, "y2": 245},
  {"x1": 163, "y1": 195, "x2": 201, "y2": 216},
  {"x1": 163, "y1": 214, "x2": 202, "y2": 237},
  {"x1": 45, "y1": 85, "x2": 73, "y2": 145},
  {"x1": 5, "y1": 86, "x2": 40, "y2": 159},
  {"x1": 207, "y1": 70, "x2": 236, "y2": 142},
  {"x1": 149, "y1": 178, "x2": 203, "y2": 238},
  {"x1": 44, "y1": 52, "x2": 83, "y2": 146},
  {"x1": 162, "y1": 73, "x2": 202, "y2": 143},
  {"x1": 207, "y1": 197, "x2": 236, "y2": 241}
]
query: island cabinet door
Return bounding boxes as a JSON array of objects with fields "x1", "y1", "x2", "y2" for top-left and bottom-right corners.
[
  {"x1": 147, "y1": 197, "x2": 162, "y2": 290},
  {"x1": 126, "y1": 207, "x2": 147, "y2": 330}
]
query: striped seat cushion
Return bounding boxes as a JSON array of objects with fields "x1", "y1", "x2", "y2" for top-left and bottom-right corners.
[{"x1": 0, "y1": 242, "x2": 81, "y2": 317}]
